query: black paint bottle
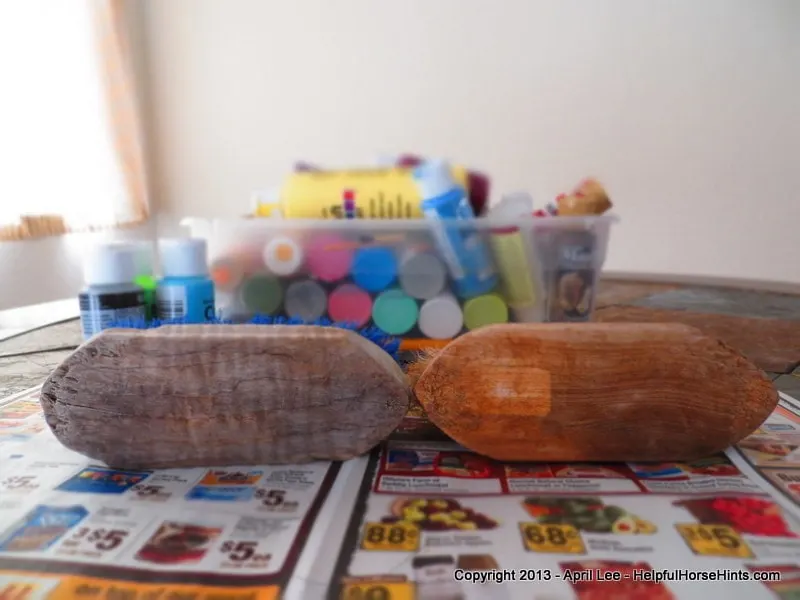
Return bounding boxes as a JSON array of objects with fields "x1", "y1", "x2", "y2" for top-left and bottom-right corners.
[{"x1": 79, "y1": 243, "x2": 147, "y2": 340}]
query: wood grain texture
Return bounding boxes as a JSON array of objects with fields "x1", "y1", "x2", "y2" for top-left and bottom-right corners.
[
  {"x1": 595, "y1": 305, "x2": 800, "y2": 373},
  {"x1": 40, "y1": 325, "x2": 409, "y2": 469},
  {"x1": 414, "y1": 323, "x2": 778, "y2": 462}
]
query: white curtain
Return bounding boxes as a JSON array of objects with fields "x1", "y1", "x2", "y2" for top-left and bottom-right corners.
[{"x1": 0, "y1": 0, "x2": 149, "y2": 241}]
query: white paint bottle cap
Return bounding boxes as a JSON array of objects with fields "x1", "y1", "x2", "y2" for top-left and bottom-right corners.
[
  {"x1": 83, "y1": 243, "x2": 139, "y2": 287},
  {"x1": 263, "y1": 235, "x2": 304, "y2": 276},
  {"x1": 159, "y1": 238, "x2": 209, "y2": 278},
  {"x1": 418, "y1": 293, "x2": 464, "y2": 340}
]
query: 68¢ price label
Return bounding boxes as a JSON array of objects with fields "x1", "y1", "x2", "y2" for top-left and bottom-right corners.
[{"x1": 519, "y1": 522, "x2": 586, "y2": 555}]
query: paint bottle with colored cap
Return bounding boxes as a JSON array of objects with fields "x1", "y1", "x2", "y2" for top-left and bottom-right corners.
[
  {"x1": 130, "y1": 241, "x2": 157, "y2": 321},
  {"x1": 413, "y1": 160, "x2": 498, "y2": 299},
  {"x1": 156, "y1": 238, "x2": 216, "y2": 323},
  {"x1": 79, "y1": 243, "x2": 147, "y2": 340}
]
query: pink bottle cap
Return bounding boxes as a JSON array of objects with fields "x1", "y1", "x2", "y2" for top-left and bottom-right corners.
[
  {"x1": 306, "y1": 234, "x2": 354, "y2": 283},
  {"x1": 328, "y1": 284, "x2": 373, "y2": 327}
]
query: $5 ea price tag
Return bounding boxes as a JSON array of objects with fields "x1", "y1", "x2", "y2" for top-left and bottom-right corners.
[
  {"x1": 57, "y1": 527, "x2": 130, "y2": 557},
  {"x1": 341, "y1": 581, "x2": 414, "y2": 600},
  {"x1": 675, "y1": 523, "x2": 753, "y2": 558},
  {"x1": 359, "y1": 522, "x2": 420, "y2": 552},
  {"x1": 519, "y1": 522, "x2": 586, "y2": 554},
  {"x1": 219, "y1": 540, "x2": 272, "y2": 566}
]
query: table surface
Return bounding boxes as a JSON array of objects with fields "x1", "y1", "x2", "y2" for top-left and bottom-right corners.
[{"x1": 2, "y1": 280, "x2": 799, "y2": 400}]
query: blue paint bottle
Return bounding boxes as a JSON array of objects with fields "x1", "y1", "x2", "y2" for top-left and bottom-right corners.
[
  {"x1": 156, "y1": 238, "x2": 215, "y2": 323},
  {"x1": 413, "y1": 160, "x2": 498, "y2": 299}
]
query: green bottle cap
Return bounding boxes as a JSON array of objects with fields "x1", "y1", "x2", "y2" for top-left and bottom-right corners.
[{"x1": 463, "y1": 293, "x2": 509, "y2": 330}]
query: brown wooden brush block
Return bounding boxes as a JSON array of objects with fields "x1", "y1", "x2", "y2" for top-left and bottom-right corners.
[
  {"x1": 413, "y1": 323, "x2": 778, "y2": 462},
  {"x1": 40, "y1": 325, "x2": 409, "y2": 469}
]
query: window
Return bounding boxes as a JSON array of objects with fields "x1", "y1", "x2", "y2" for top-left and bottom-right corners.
[{"x1": 0, "y1": 0, "x2": 148, "y2": 240}]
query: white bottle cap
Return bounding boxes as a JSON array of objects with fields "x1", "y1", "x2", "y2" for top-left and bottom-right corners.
[
  {"x1": 263, "y1": 235, "x2": 304, "y2": 276},
  {"x1": 159, "y1": 238, "x2": 209, "y2": 278},
  {"x1": 418, "y1": 293, "x2": 464, "y2": 339},
  {"x1": 413, "y1": 159, "x2": 457, "y2": 199},
  {"x1": 83, "y1": 243, "x2": 139, "y2": 287},
  {"x1": 94, "y1": 240, "x2": 154, "y2": 276}
]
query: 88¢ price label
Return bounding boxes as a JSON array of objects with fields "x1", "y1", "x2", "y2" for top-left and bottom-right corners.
[
  {"x1": 341, "y1": 581, "x2": 413, "y2": 600},
  {"x1": 359, "y1": 522, "x2": 420, "y2": 552}
]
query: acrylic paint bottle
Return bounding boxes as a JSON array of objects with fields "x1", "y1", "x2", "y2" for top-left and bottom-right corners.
[
  {"x1": 79, "y1": 243, "x2": 147, "y2": 340},
  {"x1": 156, "y1": 238, "x2": 216, "y2": 323}
]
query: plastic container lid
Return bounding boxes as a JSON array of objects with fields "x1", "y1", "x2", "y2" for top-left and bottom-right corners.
[
  {"x1": 83, "y1": 243, "x2": 140, "y2": 287},
  {"x1": 159, "y1": 238, "x2": 209, "y2": 278},
  {"x1": 412, "y1": 159, "x2": 457, "y2": 199}
]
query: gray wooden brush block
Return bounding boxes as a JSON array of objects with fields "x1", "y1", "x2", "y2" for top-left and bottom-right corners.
[{"x1": 40, "y1": 325, "x2": 409, "y2": 469}]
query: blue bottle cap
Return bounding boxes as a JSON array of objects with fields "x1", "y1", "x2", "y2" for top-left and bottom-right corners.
[{"x1": 351, "y1": 247, "x2": 398, "y2": 293}]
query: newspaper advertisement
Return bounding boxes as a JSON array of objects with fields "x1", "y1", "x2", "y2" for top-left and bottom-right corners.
[{"x1": 2, "y1": 386, "x2": 800, "y2": 599}]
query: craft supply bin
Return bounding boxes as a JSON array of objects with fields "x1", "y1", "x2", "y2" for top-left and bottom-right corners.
[{"x1": 181, "y1": 215, "x2": 616, "y2": 346}]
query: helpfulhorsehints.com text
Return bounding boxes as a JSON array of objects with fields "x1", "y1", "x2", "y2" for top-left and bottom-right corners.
[{"x1": 453, "y1": 568, "x2": 782, "y2": 584}]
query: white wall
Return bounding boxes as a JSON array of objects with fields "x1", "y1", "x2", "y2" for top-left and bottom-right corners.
[
  {"x1": 2, "y1": 0, "x2": 799, "y2": 312},
  {"x1": 140, "y1": 0, "x2": 800, "y2": 287}
]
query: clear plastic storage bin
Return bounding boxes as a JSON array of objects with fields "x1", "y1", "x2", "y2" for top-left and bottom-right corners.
[{"x1": 181, "y1": 215, "x2": 616, "y2": 347}]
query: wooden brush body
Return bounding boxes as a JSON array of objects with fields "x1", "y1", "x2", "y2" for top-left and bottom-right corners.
[
  {"x1": 40, "y1": 325, "x2": 409, "y2": 469},
  {"x1": 413, "y1": 323, "x2": 777, "y2": 462}
]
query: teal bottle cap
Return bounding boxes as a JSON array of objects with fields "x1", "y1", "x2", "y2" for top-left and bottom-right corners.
[{"x1": 372, "y1": 288, "x2": 419, "y2": 335}]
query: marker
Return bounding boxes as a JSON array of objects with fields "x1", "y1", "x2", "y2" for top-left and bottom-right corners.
[
  {"x1": 372, "y1": 288, "x2": 419, "y2": 335},
  {"x1": 209, "y1": 257, "x2": 245, "y2": 293},
  {"x1": 398, "y1": 250, "x2": 447, "y2": 300},
  {"x1": 263, "y1": 235, "x2": 304, "y2": 276},
  {"x1": 328, "y1": 283, "x2": 372, "y2": 327},
  {"x1": 351, "y1": 246, "x2": 398, "y2": 293},
  {"x1": 240, "y1": 274, "x2": 284, "y2": 316},
  {"x1": 462, "y1": 293, "x2": 509, "y2": 331},
  {"x1": 284, "y1": 279, "x2": 328, "y2": 321},
  {"x1": 488, "y1": 193, "x2": 541, "y2": 323},
  {"x1": 413, "y1": 160, "x2": 498, "y2": 299},
  {"x1": 283, "y1": 279, "x2": 328, "y2": 321},
  {"x1": 306, "y1": 233, "x2": 354, "y2": 283},
  {"x1": 210, "y1": 243, "x2": 265, "y2": 292},
  {"x1": 418, "y1": 294, "x2": 464, "y2": 340}
]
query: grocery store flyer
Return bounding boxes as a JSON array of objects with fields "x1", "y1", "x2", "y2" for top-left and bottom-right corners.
[
  {"x1": 326, "y1": 440, "x2": 800, "y2": 599},
  {"x1": 4, "y1": 386, "x2": 800, "y2": 599},
  {"x1": 727, "y1": 393, "x2": 800, "y2": 518},
  {"x1": 0, "y1": 386, "x2": 344, "y2": 599}
]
